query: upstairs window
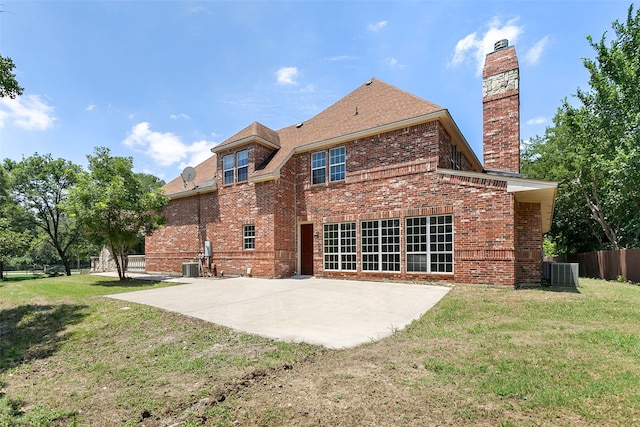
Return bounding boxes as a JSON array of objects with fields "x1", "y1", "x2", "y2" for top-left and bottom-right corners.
[
  {"x1": 223, "y1": 154, "x2": 234, "y2": 185},
  {"x1": 223, "y1": 150, "x2": 249, "y2": 185},
  {"x1": 450, "y1": 145, "x2": 462, "y2": 170},
  {"x1": 311, "y1": 151, "x2": 326, "y2": 184},
  {"x1": 237, "y1": 150, "x2": 249, "y2": 182},
  {"x1": 311, "y1": 147, "x2": 345, "y2": 184},
  {"x1": 329, "y1": 147, "x2": 345, "y2": 181}
]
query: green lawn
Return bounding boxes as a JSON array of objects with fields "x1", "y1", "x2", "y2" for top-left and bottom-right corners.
[{"x1": 1, "y1": 274, "x2": 639, "y2": 426}]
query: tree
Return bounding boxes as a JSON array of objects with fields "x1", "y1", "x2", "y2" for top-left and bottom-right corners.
[
  {"x1": 0, "y1": 217, "x2": 30, "y2": 279},
  {"x1": 6, "y1": 154, "x2": 83, "y2": 276},
  {"x1": 66, "y1": 147, "x2": 168, "y2": 280},
  {"x1": 522, "y1": 4, "x2": 640, "y2": 252},
  {"x1": 0, "y1": 54, "x2": 23, "y2": 99},
  {"x1": 0, "y1": 165, "x2": 30, "y2": 278}
]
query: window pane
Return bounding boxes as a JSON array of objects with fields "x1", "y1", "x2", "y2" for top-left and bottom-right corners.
[
  {"x1": 237, "y1": 166, "x2": 248, "y2": 182},
  {"x1": 223, "y1": 154, "x2": 234, "y2": 169},
  {"x1": 224, "y1": 170, "x2": 234, "y2": 185},
  {"x1": 312, "y1": 168, "x2": 326, "y2": 185},
  {"x1": 237, "y1": 150, "x2": 248, "y2": 167}
]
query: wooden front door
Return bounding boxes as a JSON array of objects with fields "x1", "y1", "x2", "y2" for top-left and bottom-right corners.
[{"x1": 300, "y1": 224, "x2": 314, "y2": 275}]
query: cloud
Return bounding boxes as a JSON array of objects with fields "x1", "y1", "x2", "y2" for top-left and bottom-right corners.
[
  {"x1": 386, "y1": 58, "x2": 406, "y2": 69},
  {"x1": 525, "y1": 116, "x2": 549, "y2": 126},
  {"x1": 0, "y1": 95, "x2": 56, "y2": 130},
  {"x1": 179, "y1": 140, "x2": 214, "y2": 170},
  {"x1": 276, "y1": 66, "x2": 299, "y2": 85},
  {"x1": 523, "y1": 36, "x2": 550, "y2": 65},
  {"x1": 170, "y1": 113, "x2": 190, "y2": 120},
  {"x1": 86, "y1": 103, "x2": 95, "y2": 112},
  {"x1": 448, "y1": 17, "x2": 523, "y2": 75},
  {"x1": 324, "y1": 55, "x2": 358, "y2": 62},
  {"x1": 368, "y1": 20, "x2": 388, "y2": 32},
  {"x1": 122, "y1": 122, "x2": 214, "y2": 167}
]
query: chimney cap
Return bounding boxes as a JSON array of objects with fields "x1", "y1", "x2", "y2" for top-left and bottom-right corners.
[{"x1": 494, "y1": 39, "x2": 509, "y2": 51}]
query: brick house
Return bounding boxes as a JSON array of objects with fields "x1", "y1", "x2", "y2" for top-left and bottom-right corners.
[{"x1": 145, "y1": 40, "x2": 557, "y2": 287}]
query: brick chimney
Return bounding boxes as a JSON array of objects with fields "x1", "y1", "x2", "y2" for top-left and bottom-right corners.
[{"x1": 482, "y1": 39, "x2": 520, "y2": 174}]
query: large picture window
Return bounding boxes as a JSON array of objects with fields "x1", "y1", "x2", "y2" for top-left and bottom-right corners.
[
  {"x1": 361, "y1": 219, "x2": 401, "y2": 272},
  {"x1": 236, "y1": 150, "x2": 249, "y2": 182},
  {"x1": 323, "y1": 222, "x2": 356, "y2": 271},
  {"x1": 406, "y1": 215, "x2": 453, "y2": 273},
  {"x1": 311, "y1": 151, "x2": 326, "y2": 184}
]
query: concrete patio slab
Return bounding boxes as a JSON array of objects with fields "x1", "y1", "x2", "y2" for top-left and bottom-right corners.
[{"x1": 107, "y1": 275, "x2": 450, "y2": 349}]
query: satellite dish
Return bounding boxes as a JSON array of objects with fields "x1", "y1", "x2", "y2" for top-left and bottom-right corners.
[{"x1": 181, "y1": 166, "x2": 196, "y2": 188}]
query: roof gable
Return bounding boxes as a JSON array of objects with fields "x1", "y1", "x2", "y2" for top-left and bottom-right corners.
[
  {"x1": 252, "y1": 78, "x2": 450, "y2": 180},
  {"x1": 213, "y1": 121, "x2": 280, "y2": 153}
]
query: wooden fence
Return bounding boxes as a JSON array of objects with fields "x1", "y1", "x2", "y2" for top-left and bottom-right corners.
[{"x1": 551, "y1": 248, "x2": 640, "y2": 283}]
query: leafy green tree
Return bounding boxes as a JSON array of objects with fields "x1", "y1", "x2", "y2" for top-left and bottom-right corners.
[
  {"x1": 0, "y1": 217, "x2": 30, "y2": 279},
  {"x1": 0, "y1": 164, "x2": 31, "y2": 278},
  {"x1": 6, "y1": 154, "x2": 83, "y2": 275},
  {"x1": 66, "y1": 147, "x2": 168, "y2": 280},
  {"x1": 522, "y1": 4, "x2": 640, "y2": 252},
  {"x1": 0, "y1": 54, "x2": 23, "y2": 99},
  {"x1": 136, "y1": 173, "x2": 165, "y2": 192}
]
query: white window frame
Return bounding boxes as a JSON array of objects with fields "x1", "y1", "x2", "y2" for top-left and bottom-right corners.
[
  {"x1": 323, "y1": 222, "x2": 356, "y2": 271},
  {"x1": 406, "y1": 215, "x2": 453, "y2": 274},
  {"x1": 329, "y1": 146, "x2": 346, "y2": 182},
  {"x1": 243, "y1": 224, "x2": 255, "y2": 250},
  {"x1": 311, "y1": 151, "x2": 326, "y2": 185},
  {"x1": 236, "y1": 150, "x2": 249, "y2": 182},
  {"x1": 361, "y1": 219, "x2": 401, "y2": 272},
  {"x1": 223, "y1": 154, "x2": 235, "y2": 185}
]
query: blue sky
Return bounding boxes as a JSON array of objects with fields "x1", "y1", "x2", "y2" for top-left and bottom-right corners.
[{"x1": 0, "y1": 0, "x2": 632, "y2": 181}]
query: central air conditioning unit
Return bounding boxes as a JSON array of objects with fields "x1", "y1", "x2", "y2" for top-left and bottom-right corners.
[
  {"x1": 182, "y1": 262, "x2": 200, "y2": 278},
  {"x1": 550, "y1": 263, "x2": 579, "y2": 287}
]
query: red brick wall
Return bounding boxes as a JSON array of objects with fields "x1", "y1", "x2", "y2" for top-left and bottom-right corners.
[
  {"x1": 515, "y1": 202, "x2": 543, "y2": 286},
  {"x1": 145, "y1": 192, "x2": 217, "y2": 273},
  {"x1": 293, "y1": 124, "x2": 521, "y2": 286},
  {"x1": 147, "y1": 121, "x2": 543, "y2": 286}
]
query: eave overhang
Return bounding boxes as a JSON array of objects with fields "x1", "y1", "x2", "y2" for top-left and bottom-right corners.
[
  {"x1": 437, "y1": 169, "x2": 557, "y2": 233},
  {"x1": 166, "y1": 178, "x2": 217, "y2": 200}
]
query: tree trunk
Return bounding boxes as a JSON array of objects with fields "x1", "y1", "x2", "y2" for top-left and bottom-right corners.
[
  {"x1": 64, "y1": 261, "x2": 72, "y2": 276},
  {"x1": 109, "y1": 244, "x2": 125, "y2": 280},
  {"x1": 576, "y1": 176, "x2": 620, "y2": 249}
]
